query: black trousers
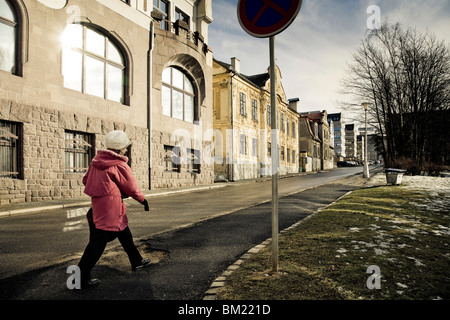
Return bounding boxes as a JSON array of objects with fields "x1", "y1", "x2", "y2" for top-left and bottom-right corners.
[{"x1": 78, "y1": 223, "x2": 143, "y2": 283}]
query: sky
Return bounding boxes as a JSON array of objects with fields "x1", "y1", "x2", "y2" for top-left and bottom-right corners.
[{"x1": 208, "y1": 0, "x2": 450, "y2": 118}]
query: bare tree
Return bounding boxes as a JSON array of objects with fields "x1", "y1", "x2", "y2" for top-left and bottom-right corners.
[{"x1": 341, "y1": 22, "x2": 450, "y2": 173}]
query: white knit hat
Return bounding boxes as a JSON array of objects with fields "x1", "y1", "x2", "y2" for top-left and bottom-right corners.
[{"x1": 105, "y1": 130, "x2": 131, "y2": 150}]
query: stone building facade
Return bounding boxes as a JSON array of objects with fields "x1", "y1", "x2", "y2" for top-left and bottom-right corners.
[
  {"x1": 0, "y1": 0, "x2": 213, "y2": 205},
  {"x1": 212, "y1": 58, "x2": 299, "y2": 181}
]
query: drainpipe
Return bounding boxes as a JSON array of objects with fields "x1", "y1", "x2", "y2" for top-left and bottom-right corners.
[
  {"x1": 229, "y1": 71, "x2": 235, "y2": 181},
  {"x1": 147, "y1": 20, "x2": 154, "y2": 190}
]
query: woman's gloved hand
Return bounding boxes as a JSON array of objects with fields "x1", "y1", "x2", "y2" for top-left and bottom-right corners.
[{"x1": 140, "y1": 199, "x2": 149, "y2": 211}]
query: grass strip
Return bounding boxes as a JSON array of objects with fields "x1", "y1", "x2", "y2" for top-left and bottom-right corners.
[{"x1": 216, "y1": 185, "x2": 450, "y2": 300}]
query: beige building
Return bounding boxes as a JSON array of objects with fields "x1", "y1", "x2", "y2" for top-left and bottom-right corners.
[
  {"x1": 299, "y1": 111, "x2": 334, "y2": 171},
  {"x1": 212, "y1": 58, "x2": 299, "y2": 181},
  {"x1": 0, "y1": 0, "x2": 213, "y2": 205}
]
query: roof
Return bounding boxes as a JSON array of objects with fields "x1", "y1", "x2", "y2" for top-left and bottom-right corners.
[{"x1": 214, "y1": 58, "x2": 270, "y2": 90}]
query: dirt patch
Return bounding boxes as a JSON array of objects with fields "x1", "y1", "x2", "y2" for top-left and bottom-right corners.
[{"x1": 98, "y1": 242, "x2": 169, "y2": 273}]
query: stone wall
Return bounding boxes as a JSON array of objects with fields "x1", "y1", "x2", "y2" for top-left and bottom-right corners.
[{"x1": 0, "y1": 100, "x2": 148, "y2": 205}]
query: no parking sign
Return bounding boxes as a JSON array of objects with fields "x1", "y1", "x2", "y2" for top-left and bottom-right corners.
[{"x1": 238, "y1": 0, "x2": 302, "y2": 38}]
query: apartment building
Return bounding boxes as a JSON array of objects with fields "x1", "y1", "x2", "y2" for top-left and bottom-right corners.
[
  {"x1": 212, "y1": 58, "x2": 299, "y2": 181},
  {"x1": 0, "y1": 0, "x2": 213, "y2": 205},
  {"x1": 328, "y1": 112, "x2": 345, "y2": 160},
  {"x1": 344, "y1": 123, "x2": 357, "y2": 160}
]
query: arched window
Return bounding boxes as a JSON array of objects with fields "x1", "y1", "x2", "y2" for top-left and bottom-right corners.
[
  {"x1": 162, "y1": 67, "x2": 195, "y2": 123},
  {"x1": 0, "y1": 0, "x2": 18, "y2": 73},
  {"x1": 62, "y1": 23, "x2": 126, "y2": 103}
]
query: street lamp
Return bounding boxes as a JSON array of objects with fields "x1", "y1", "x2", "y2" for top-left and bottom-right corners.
[{"x1": 362, "y1": 103, "x2": 370, "y2": 178}]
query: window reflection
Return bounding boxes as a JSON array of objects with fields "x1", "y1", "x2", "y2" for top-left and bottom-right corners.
[
  {"x1": 161, "y1": 67, "x2": 196, "y2": 123},
  {"x1": 85, "y1": 56, "x2": 104, "y2": 98},
  {"x1": 0, "y1": 0, "x2": 17, "y2": 73},
  {"x1": 86, "y1": 28, "x2": 105, "y2": 56},
  {"x1": 61, "y1": 23, "x2": 125, "y2": 103}
]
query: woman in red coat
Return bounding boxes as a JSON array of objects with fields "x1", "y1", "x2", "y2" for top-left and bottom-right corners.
[{"x1": 78, "y1": 130, "x2": 150, "y2": 289}]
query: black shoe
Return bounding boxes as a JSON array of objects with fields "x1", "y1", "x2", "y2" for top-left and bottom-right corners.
[
  {"x1": 132, "y1": 258, "x2": 151, "y2": 271},
  {"x1": 81, "y1": 278, "x2": 100, "y2": 289}
]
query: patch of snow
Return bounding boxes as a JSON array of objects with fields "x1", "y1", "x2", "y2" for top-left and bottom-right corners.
[{"x1": 397, "y1": 282, "x2": 408, "y2": 288}]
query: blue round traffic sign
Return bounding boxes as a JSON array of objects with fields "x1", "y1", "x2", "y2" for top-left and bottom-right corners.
[{"x1": 238, "y1": 0, "x2": 302, "y2": 38}]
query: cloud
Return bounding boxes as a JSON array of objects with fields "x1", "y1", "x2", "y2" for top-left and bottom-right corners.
[{"x1": 209, "y1": 0, "x2": 450, "y2": 114}]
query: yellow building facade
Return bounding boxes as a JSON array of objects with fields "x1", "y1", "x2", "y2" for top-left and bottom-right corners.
[{"x1": 212, "y1": 58, "x2": 299, "y2": 181}]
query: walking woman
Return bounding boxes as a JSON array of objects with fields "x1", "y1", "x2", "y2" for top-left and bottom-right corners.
[{"x1": 78, "y1": 130, "x2": 150, "y2": 289}]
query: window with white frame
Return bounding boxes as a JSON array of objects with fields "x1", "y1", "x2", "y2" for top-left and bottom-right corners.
[
  {"x1": 175, "y1": 7, "x2": 189, "y2": 25},
  {"x1": 240, "y1": 134, "x2": 247, "y2": 155},
  {"x1": 153, "y1": 0, "x2": 169, "y2": 30},
  {"x1": 162, "y1": 67, "x2": 195, "y2": 123},
  {"x1": 0, "y1": 0, "x2": 18, "y2": 74},
  {"x1": 252, "y1": 99, "x2": 258, "y2": 121},
  {"x1": 186, "y1": 148, "x2": 200, "y2": 173},
  {"x1": 62, "y1": 23, "x2": 126, "y2": 103},
  {"x1": 164, "y1": 145, "x2": 180, "y2": 172},
  {"x1": 64, "y1": 130, "x2": 94, "y2": 173},
  {"x1": 239, "y1": 93, "x2": 246, "y2": 116},
  {"x1": 0, "y1": 120, "x2": 21, "y2": 179},
  {"x1": 252, "y1": 137, "x2": 257, "y2": 156}
]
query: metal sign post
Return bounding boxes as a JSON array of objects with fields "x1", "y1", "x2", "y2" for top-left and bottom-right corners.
[
  {"x1": 237, "y1": 0, "x2": 302, "y2": 273},
  {"x1": 269, "y1": 36, "x2": 279, "y2": 272}
]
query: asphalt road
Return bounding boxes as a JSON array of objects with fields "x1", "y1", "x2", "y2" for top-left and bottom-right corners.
[{"x1": 0, "y1": 166, "x2": 375, "y2": 300}]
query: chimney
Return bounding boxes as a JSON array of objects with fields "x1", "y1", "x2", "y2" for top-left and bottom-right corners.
[
  {"x1": 231, "y1": 57, "x2": 240, "y2": 73},
  {"x1": 288, "y1": 98, "x2": 300, "y2": 113}
]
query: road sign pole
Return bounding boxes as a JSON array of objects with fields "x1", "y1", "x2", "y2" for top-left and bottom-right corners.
[
  {"x1": 270, "y1": 36, "x2": 279, "y2": 273},
  {"x1": 237, "y1": 0, "x2": 303, "y2": 274}
]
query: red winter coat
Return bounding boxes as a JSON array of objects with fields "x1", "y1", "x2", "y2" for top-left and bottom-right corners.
[{"x1": 83, "y1": 150, "x2": 145, "y2": 231}]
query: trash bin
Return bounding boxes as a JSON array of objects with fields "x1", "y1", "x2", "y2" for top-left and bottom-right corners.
[{"x1": 385, "y1": 168, "x2": 407, "y2": 185}]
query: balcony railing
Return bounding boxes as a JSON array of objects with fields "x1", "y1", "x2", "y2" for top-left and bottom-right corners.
[{"x1": 151, "y1": 11, "x2": 206, "y2": 53}]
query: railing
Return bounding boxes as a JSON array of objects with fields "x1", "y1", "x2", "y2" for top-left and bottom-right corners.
[{"x1": 151, "y1": 11, "x2": 205, "y2": 51}]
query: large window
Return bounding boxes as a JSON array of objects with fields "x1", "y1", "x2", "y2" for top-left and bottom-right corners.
[
  {"x1": 64, "y1": 130, "x2": 94, "y2": 173},
  {"x1": 162, "y1": 67, "x2": 195, "y2": 123},
  {"x1": 62, "y1": 24, "x2": 126, "y2": 103},
  {"x1": 0, "y1": 120, "x2": 21, "y2": 179},
  {"x1": 0, "y1": 0, "x2": 17, "y2": 74}
]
